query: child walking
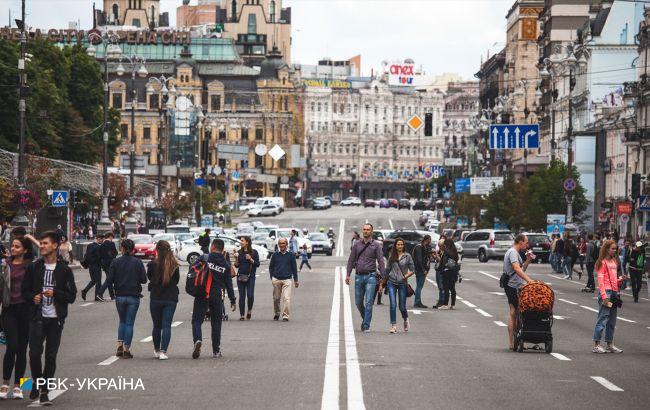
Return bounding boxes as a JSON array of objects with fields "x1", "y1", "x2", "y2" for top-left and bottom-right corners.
[{"x1": 299, "y1": 245, "x2": 312, "y2": 272}]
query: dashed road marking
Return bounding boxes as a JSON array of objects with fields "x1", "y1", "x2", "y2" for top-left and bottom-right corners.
[
  {"x1": 340, "y1": 268, "x2": 365, "y2": 409},
  {"x1": 581, "y1": 305, "x2": 599, "y2": 313},
  {"x1": 80, "y1": 302, "x2": 94, "y2": 307},
  {"x1": 477, "y1": 271, "x2": 500, "y2": 280},
  {"x1": 559, "y1": 298, "x2": 578, "y2": 305},
  {"x1": 553, "y1": 315, "x2": 567, "y2": 320},
  {"x1": 140, "y1": 336, "x2": 153, "y2": 343},
  {"x1": 411, "y1": 219, "x2": 417, "y2": 229},
  {"x1": 408, "y1": 309, "x2": 426, "y2": 315},
  {"x1": 171, "y1": 321, "x2": 183, "y2": 327},
  {"x1": 551, "y1": 353, "x2": 571, "y2": 361},
  {"x1": 475, "y1": 308, "x2": 492, "y2": 317},
  {"x1": 590, "y1": 376, "x2": 624, "y2": 391},
  {"x1": 488, "y1": 292, "x2": 505, "y2": 296},
  {"x1": 493, "y1": 321, "x2": 507, "y2": 327},
  {"x1": 617, "y1": 317, "x2": 636, "y2": 323},
  {"x1": 98, "y1": 356, "x2": 119, "y2": 366},
  {"x1": 461, "y1": 300, "x2": 476, "y2": 308},
  {"x1": 388, "y1": 219, "x2": 394, "y2": 230}
]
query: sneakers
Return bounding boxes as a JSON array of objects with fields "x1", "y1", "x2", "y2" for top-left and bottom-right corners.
[
  {"x1": 12, "y1": 387, "x2": 22, "y2": 400},
  {"x1": 29, "y1": 388, "x2": 39, "y2": 401},
  {"x1": 122, "y1": 350, "x2": 133, "y2": 359},
  {"x1": 562, "y1": 275, "x2": 569, "y2": 280},
  {"x1": 592, "y1": 345, "x2": 607, "y2": 354},
  {"x1": 273, "y1": 314, "x2": 280, "y2": 321},
  {"x1": 81, "y1": 290, "x2": 87, "y2": 301},
  {"x1": 362, "y1": 329, "x2": 371, "y2": 333},
  {"x1": 282, "y1": 315, "x2": 289, "y2": 322},
  {"x1": 212, "y1": 351, "x2": 223, "y2": 358},
  {"x1": 438, "y1": 305, "x2": 450, "y2": 310},
  {"x1": 95, "y1": 296, "x2": 105, "y2": 302},
  {"x1": 240, "y1": 316, "x2": 246, "y2": 321},
  {"x1": 389, "y1": 325, "x2": 397, "y2": 334},
  {"x1": 39, "y1": 391, "x2": 52, "y2": 406},
  {"x1": 403, "y1": 319, "x2": 410, "y2": 332},
  {"x1": 116, "y1": 345, "x2": 123, "y2": 357},
  {"x1": 606, "y1": 345, "x2": 623, "y2": 354},
  {"x1": 246, "y1": 312, "x2": 252, "y2": 320},
  {"x1": 192, "y1": 340, "x2": 202, "y2": 359},
  {"x1": 414, "y1": 302, "x2": 428, "y2": 308},
  {"x1": 154, "y1": 350, "x2": 160, "y2": 359},
  {"x1": 0, "y1": 385, "x2": 9, "y2": 399},
  {"x1": 158, "y1": 352, "x2": 169, "y2": 360}
]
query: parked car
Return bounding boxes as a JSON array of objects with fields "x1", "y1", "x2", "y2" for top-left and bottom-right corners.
[
  {"x1": 340, "y1": 196, "x2": 362, "y2": 206},
  {"x1": 398, "y1": 199, "x2": 411, "y2": 210},
  {"x1": 364, "y1": 199, "x2": 376, "y2": 208},
  {"x1": 451, "y1": 229, "x2": 474, "y2": 243},
  {"x1": 152, "y1": 233, "x2": 180, "y2": 254},
  {"x1": 308, "y1": 232, "x2": 333, "y2": 256},
  {"x1": 459, "y1": 229, "x2": 514, "y2": 263},
  {"x1": 313, "y1": 198, "x2": 330, "y2": 210},
  {"x1": 248, "y1": 204, "x2": 280, "y2": 217},
  {"x1": 412, "y1": 200, "x2": 430, "y2": 211},
  {"x1": 379, "y1": 199, "x2": 391, "y2": 208},
  {"x1": 388, "y1": 198, "x2": 399, "y2": 208},
  {"x1": 129, "y1": 234, "x2": 156, "y2": 259},
  {"x1": 425, "y1": 218, "x2": 440, "y2": 232},
  {"x1": 372, "y1": 229, "x2": 395, "y2": 243},
  {"x1": 524, "y1": 232, "x2": 551, "y2": 263},
  {"x1": 382, "y1": 230, "x2": 430, "y2": 257},
  {"x1": 419, "y1": 210, "x2": 436, "y2": 226}
]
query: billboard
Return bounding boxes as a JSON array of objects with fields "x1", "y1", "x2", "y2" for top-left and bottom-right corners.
[
  {"x1": 387, "y1": 62, "x2": 416, "y2": 86},
  {"x1": 200, "y1": 214, "x2": 215, "y2": 228},
  {"x1": 470, "y1": 177, "x2": 503, "y2": 195},
  {"x1": 146, "y1": 208, "x2": 166, "y2": 233},
  {"x1": 546, "y1": 214, "x2": 566, "y2": 236}
]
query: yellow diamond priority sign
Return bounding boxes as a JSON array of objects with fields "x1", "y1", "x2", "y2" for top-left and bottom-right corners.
[{"x1": 407, "y1": 114, "x2": 424, "y2": 132}]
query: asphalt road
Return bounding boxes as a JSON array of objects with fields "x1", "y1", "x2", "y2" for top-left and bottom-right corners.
[{"x1": 2, "y1": 206, "x2": 648, "y2": 409}]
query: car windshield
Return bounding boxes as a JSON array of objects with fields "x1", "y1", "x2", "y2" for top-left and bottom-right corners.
[
  {"x1": 253, "y1": 234, "x2": 267, "y2": 241},
  {"x1": 494, "y1": 232, "x2": 514, "y2": 241},
  {"x1": 528, "y1": 235, "x2": 549, "y2": 243},
  {"x1": 153, "y1": 234, "x2": 174, "y2": 242},
  {"x1": 309, "y1": 233, "x2": 328, "y2": 241},
  {"x1": 277, "y1": 231, "x2": 292, "y2": 238},
  {"x1": 130, "y1": 235, "x2": 153, "y2": 244}
]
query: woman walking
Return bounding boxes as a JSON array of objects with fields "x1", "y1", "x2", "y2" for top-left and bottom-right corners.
[
  {"x1": 439, "y1": 238, "x2": 460, "y2": 310},
  {"x1": 107, "y1": 239, "x2": 147, "y2": 359},
  {"x1": 592, "y1": 240, "x2": 627, "y2": 354},
  {"x1": 0, "y1": 237, "x2": 33, "y2": 400},
  {"x1": 380, "y1": 238, "x2": 415, "y2": 333},
  {"x1": 147, "y1": 240, "x2": 180, "y2": 360},
  {"x1": 234, "y1": 237, "x2": 260, "y2": 321},
  {"x1": 58, "y1": 235, "x2": 73, "y2": 265}
]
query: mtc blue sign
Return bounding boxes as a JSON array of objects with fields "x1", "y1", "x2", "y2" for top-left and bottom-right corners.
[
  {"x1": 489, "y1": 124, "x2": 540, "y2": 149},
  {"x1": 455, "y1": 178, "x2": 470, "y2": 194}
]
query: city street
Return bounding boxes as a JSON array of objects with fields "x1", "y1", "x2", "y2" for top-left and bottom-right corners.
[{"x1": 10, "y1": 207, "x2": 646, "y2": 409}]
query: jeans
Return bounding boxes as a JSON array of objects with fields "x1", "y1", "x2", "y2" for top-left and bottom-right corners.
[
  {"x1": 629, "y1": 269, "x2": 643, "y2": 301},
  {"x1": 29, "y1": 318, "x2": 63, "y2": 393},
  {"x1": 435, "y1": 270, "x2": 444, "y2": 304},
  {"x1": 192, "y1": 295, "x2": 224, "y2": 354},
  {"x1": 442, "y1": 270, "x2": 458, "y2": 306},
  {"x1": 150, "y1": 299, "x2": 177, "y2": 353},
  {"x1": 585, "y1": 262, "x2": 595, "y2": 289},
  {"x1": 549, "y1": 253, "x2": 557, "y2": 271},
  {"x1": 562, "y1": 256, "x2": 573, "y2": 279},
  {"x1": 98, "y1": 268, "x2": 115, "y2": 299},
  {"x1": 299, "y1": 260, "x2": 312, "y2": 270},
  {"x1": 593, "y1": 290, "x2": 617, "y2": 343},
  {"x1": 1, "y1": 303, "x2": 29, "y2": 384},
  {"x1": 387, "y1": 281, "x2": 408, "y2": 324},
  {"x1": 414, "y1": 274, "x2": 426, "y2": 305},
  {"x1": 354, "y1": 273, "x2": 377, "y2": 330},
  {"x1": 238, "y1": 277, "x2": 255, "y2": 316},
  {"x1": 82, "y1": 265, "x2": 102, "y2": 298},
  {"x1": 116, "y1": 296, "x2": 140, "y2": 348}
]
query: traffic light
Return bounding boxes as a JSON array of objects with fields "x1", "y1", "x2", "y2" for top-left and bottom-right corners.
[
  {"x1": 632, "y1": 173, "x2": 641, "y2": 199},
  {"x1": 424, "y1": 113, "x2": 433, "y2": 137},
  {"x1": 418, "y1": 163, "x2": 424, "y2": 174}
]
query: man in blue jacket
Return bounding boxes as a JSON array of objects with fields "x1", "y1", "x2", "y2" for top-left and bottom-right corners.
[{"x1": 269, "y1": 238, "x2": 298, "y2": 321}]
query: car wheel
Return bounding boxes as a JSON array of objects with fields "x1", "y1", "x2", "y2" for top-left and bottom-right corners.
[
  {"x1": 272, "y1": 212, "x2": 277, "y2": 216},
  {"x1": 478, "y1": 249, "x2": 488, "y2": 263},
  {"x1": 327, "y1": 251, "x2": 333, "y2": 256},
  {"x1": 187, "y1": 253, "x2": 200, "y2": 265}
]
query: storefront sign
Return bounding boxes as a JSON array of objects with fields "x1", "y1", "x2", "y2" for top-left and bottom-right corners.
[
  {"x1": 301, "y1": 79, "x2": 351, "y2": 89},
  {"x1": 0, "y1": 27, "x2": 191, "y2": 45},
  {"x1": 616, "y1": 201, "x2": 633, "y2": 215}
]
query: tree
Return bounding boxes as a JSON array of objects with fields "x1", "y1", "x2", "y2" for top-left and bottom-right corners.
[
  {"x1": 484, "y1": 174, "x2": 531, "y2": 230},
  {"x1": 452, "y1": 192, "x2": 487, "y2": 223}
]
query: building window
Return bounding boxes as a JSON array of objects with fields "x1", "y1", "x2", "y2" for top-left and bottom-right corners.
[
  {"x1": 374, "y1": 124, "x2": 378, "y2": 134},
  {"x1": 310, "y1": 121, "x2": 315, "y2": 132},
  {"x1": 279, "y1": 157, "x2": 286, "y2": 168},
  {"x1": 255, "y1": 154, "x2": 263, "y2": 168},
  {"x1": 112, "y1": 93, "x2": 122, "y2": 109},
  {"x1": 231, "y1": 0, "x2": 237, "y2": 21},
  {"x1": 219, "y1": 129, "x2": 226, "y2": 140},
  {"x1": 255, "y1": 127, "x2": 263, "y2": 140},
  {"x1": 247, "y1": 13, "x2": 257, "y2": 34},
  {"x1": 120, "y1": 123, "x2": 128, "y2": 140},
  {"x1": 241, "y1": 128, "x2": 249, "y2": 140},
  {"x1": 317, "y1": 103, "x2": 321, "y2": 112},
  {"x1": 149, "y1": 94, "x2": 159, "y2": 110},
  {"x1": 270, "y1": 0, "x2": 276, "y2": 22},
  {"x1": 324, "y1": 103, "x2": 328, "y2": 112},
  {"x1": 354, "y1": 104, "x2": 358, "y2": 113},
  {"x1": 311, "y1": 102, "x2": 315, "y2": 111},
  {"x1": 143, "y1": 126, "x2": 151, "y2": 140},
  {"x1": 210, "y1": 95, "x2": 221, "y2": 112}
]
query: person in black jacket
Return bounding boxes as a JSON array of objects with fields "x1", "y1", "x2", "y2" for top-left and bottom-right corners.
[
  {"x1": 107, "y1": 239, "x2": 147, "y2": 359},
  {"x1": 191, "y1": 238, "x2": 235, "y2": 359},
  {"x1": 146, "y1": 240, "x2": 180, "y2": 360},
  {"x1": 21, "y1": 231, "x2": 76, "y2": 405},
  {"x1": 233, "y1": 236, "x2": 260, "y2": 321},
  {"x1": 412, "y1": 235, "x2": 431, "y2": 308},
  {"x1": 198, "y1": 229, "x2": 211, "y2": 254},
  {"x1": 97, "y1": 232, "x2": 118, "y2": 301},
  {"x1": 81, "y1": 234, "x2": 104, "y2": 301}
]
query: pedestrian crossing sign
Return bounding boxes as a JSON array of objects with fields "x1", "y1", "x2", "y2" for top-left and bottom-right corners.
[{"x1": 51, "y1": 190, "x2": 68, "y2": 207}]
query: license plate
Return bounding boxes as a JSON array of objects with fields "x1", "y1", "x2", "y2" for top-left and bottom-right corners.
[
  {"x1": 533, "y1": 247, "x2": 543, "y2": 251},
  {"x1": 135, "y1": 252, "x2": 144, "y2": 256}
]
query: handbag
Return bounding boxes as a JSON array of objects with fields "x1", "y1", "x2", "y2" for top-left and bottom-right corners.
[
  {"x1": 237, "y1": 254, "x2": 254, "y2": 283},
  {"x1": 406, "y1": 284, "x2": 415, "y2": 298},
  {"x1": 605, "y1": 264, "x2": 622, "y2": 308}
]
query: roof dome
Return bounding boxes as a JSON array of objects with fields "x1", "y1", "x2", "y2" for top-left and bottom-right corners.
[{"x1": 259, "y1": 46, "x2": 289, "y2": 80}]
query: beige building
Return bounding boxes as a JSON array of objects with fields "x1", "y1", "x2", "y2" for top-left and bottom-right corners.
[{"x1": 99, "y1": 0, "x2": 168, "y2": 27}]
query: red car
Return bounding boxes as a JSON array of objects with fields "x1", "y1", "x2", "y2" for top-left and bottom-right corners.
[
  {"x1": 129, "y1": 234, "x2": 157, "y2": 259},
  {"x1": 388, "y1": 198, "x2": 399, "y2": 208}
]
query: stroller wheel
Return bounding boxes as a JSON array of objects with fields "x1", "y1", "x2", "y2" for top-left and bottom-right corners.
[
  {"x1": 545, "y1": 340, "x2": 553, "y2": 354},
  {"x1": 517, "y1": 339, "x2": 524, "y2": 352}
]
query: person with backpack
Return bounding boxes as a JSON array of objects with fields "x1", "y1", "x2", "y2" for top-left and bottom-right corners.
[
  {"x1": 582, "y1": 234, "x2": 598, "y2": 293},
  {"x1": 189, "y1": 238, "x2": 236, "y2": 359},
  {"x1": 81, "y1": 234, "x2": 104, "y2": 301},
  {"x1": 626, "y1": 241, "x2": 646, "y2": 303},
  {"x1": 147, "y1": 240, "x2": 180, "y2": 360},
  {"x1": 438, "y1": 238, "x2": 460, "y2": 310},
  {"x1": 233, "y1": 237, "x2": 259, "y2": 321},
  {"x1": 411, "y1": 235, "x2": 431, "y2": 308},
  {"x1": 269, "y1": 238, "x2": 299, "y2": 321},
  {"x1": 379, "y1": 238, "x2": 415, "y2": 333}
]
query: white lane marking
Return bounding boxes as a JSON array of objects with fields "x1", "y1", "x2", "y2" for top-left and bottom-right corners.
[
  {"x1": 475, "y1": 308, "x2": 493, "y2": 317},
  {"x1": 426, "y1": 278, "x2": 438, "y2": 287},
  {"x1": 340, "y1": 269, "x2": 366, "y2": 410},
  {"x1": 553, "y1": 315, "x2": 567, "y2": 320},
  {"x1": 388, "y1": 219, "x2": 394, "y2": 230},
  {"x1": 80, "y1": 302, "x2": 94, "y2": 307},
  {"x1": 408, "y1": 309, "x2": 425, "y2": 315},
  {"x1": 27, "y1": 390, "x2": 65, "y2": 407},
  {"x1": 321, "y1": 267, "x2": 341, "y2": 410},
  {"x1": 551, "y1": 353, "x2": 572, "y2": 361},
  {"x1": 140, "y1": 336, "x2": 153, "y2": 343},
  {"x1": 559, "y1": 298, "x2": 578, "y2": 305},
  {"x1": 98, "y1": 356, "x2": 119, "y2": 366},
  {"x1": 171, "y1": 321, "x2": 183, "y2": 327},
  {"x1": 581, "y1": 305, "x2": 599, "y2": 313},
  {"x1": 493, "y1": 321, "x2": 507, "y2": 327},
  {"x1": 488, "y1": 292, "x2": 505, "y2": 296},
  {"x1": 461, "y1": 300, "x2": 476, "y2": 308},
  {"x1": 336, "y1": 219, "x2": 345, "y2": 257},
  {"x1": 590, "y1": 376, "x2": 624, "y2": 392},
  {"x1": 617, "y1": 316, "x2": 636, "y2": 323},
  {"x1": 411, "y1": 219, "x2": 417, "y2": 229},
  {"x1": 477, "y1": 271, "x2": 500, "y2": 280}
]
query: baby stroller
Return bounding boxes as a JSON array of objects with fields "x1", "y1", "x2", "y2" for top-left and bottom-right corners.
[{"x1": 514, "y1": 281, "x2": 555, "y2": 353}]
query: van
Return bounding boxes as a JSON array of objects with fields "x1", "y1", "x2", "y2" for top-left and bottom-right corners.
[{"x1": 254, "y1": 197, "x2": 285, "y2": 212}]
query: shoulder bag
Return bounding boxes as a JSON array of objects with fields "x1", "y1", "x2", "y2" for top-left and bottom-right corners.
[
  {"x1": 237, "y1": 254, "x2": 254, "y2": 283},
  {"x1": 393, "y1": 258, "x2": 415, "y2": 298},
  {"x1": 604, "y1": 263, "x2": 622, "y2": 308}
]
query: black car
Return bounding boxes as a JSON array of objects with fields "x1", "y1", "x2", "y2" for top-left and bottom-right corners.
[
  {"x1": 525, "y1": 233, "x2": 551, "y2": 263},
  {"x1": 412, "y1": 200, "x2": 428, "y2": 210},
  {"x1": 398, "y1": 199, "x2": 411, "y2": 210},
  {"x1": 382, "y1": 230, "x2": 428, "y2": 257}
]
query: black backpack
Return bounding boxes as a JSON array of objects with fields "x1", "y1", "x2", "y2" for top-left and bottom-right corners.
[{"x1": 186, "y1": 255, "x2": 212, "y2": 299}]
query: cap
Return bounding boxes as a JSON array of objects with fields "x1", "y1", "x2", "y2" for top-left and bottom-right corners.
[{"x1": 636, "y1": 241, "x2": 643, "y2": 248}]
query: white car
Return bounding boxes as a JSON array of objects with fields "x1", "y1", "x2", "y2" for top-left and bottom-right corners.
[
  {"x1": 425, "y1": 218, "x2": 440, "y2": 232},
  {"x1": 152, "y1": 233, "x2": 180, "y2": 254},
  {"x1": 248, "y1": 204, "x2": 280, "y2": 217},
  {"x1": 267, "y1": 228, "x2": 312, "y2": 256},
  {"x1": 177, "y1": 235, "x2": 269, "y2": 264},
  {"x1": 252, "y1": 232, "x2": 276, "y2": 251},
  {"x1": 340, "y1": 196, "x2": 362, "y2": 206}
]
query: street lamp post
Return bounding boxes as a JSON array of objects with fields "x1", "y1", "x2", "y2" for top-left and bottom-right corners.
[
  {"x1": 191, "y1": 107, "x2": 205, "y2": 226},
  {"x1": 146, "y1": 76, "x2": 177, "y2": 201},
  {"x1": 87, "y1": 32, "x2": 122, "y2": 234},
  {"x1": 13, "y1": 0, "x2": 29, "y2": 227}
]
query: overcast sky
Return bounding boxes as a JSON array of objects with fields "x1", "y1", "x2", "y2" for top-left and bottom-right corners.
[{"x1": 0, "y1": 0, "x2": 513, "y2": 79}]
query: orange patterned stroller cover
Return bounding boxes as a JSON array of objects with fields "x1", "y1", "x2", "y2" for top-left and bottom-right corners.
[{"x1": 519, "y1": 281, "x2": 554, "y2": 313}]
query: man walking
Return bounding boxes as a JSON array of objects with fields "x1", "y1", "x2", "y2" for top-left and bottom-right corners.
[
  {"x1": 21, "y1": 232, "x2": 76, "y2": 405},
  {"x1": 98, "y1": 232, "x2": 118, "y2": 300},
  {"x1": 627, "y1": 241, "x2": 646, "y2": 303},
  {"x1": 503, "y1": 234, "x2": 534, "y2": 351},
  {"x1": 191, "y1": 239, "x2": 236, "y2": 359},
  {"x1": 346, "y1": 223, "x2": 385, "y2": 332},
  {"x1": 412, "y1": 235, "x2": 431, "y2": 308},
  {"x1": 269, "y1": 238, "x2": 298, "y2": 321},
  {"x1": 198, "y1": 228, "x2": 211, "y2": 255},
  {"x1": 582, "y1": 234, "x2": 597, "y2": 293},
  {"x1": 81, "y1": 234, "x2": 104, "y2": 301},
  {"x1": 289, "y1": 230, "x2": 299, "y2": 254}
]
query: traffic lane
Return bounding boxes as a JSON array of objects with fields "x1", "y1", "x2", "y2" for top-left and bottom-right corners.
[{"x1": 349, "y1": 270, "x2": 626, "y2": 410}]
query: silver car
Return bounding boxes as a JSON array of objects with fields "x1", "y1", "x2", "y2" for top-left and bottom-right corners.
[
  {"x1": 459, "y1": 229, "x2": 514, "y2": 263},
  {"x1": 308, "y1": 232, "x2": 333, "y2": 256}
]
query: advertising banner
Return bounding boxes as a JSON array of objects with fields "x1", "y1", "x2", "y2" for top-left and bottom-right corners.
[
  {"x1": 146, "y1": 208, "x2": 166, "y2": 234},
  {"x1": 546, "y1": 214, "x2": 566, "y2": 236},
  {"x1": 470, "y1": 177, "x2": 503, "y2": 195}
]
